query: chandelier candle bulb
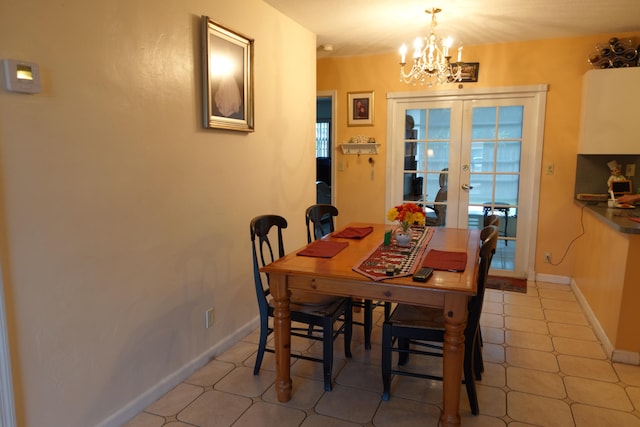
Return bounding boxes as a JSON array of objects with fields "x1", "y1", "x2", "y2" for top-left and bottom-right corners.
[
  {"x1": 444, "y1": 37, "x2": 452, "y2": 57},
  {"x1": 400, "y1": 44, "x2": 407, "y2": 64},
  {"x1": 458, "y1": 46, "x2": 463, "y2": 62}
]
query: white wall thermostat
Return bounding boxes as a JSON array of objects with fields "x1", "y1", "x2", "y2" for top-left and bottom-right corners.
[{"x1": 2, "y1": 59, "x2": 42, "y2": 94}]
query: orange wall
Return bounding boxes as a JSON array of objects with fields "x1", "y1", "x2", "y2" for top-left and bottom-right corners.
[
  {"x1": 573, "y1": 208, "x2": 640, "y2": 353},
  {"x1": 317, "y1": 32, "x2": 640, "y2": 277}
]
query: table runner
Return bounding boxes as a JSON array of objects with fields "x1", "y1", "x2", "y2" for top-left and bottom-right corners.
[{"x1": 353, "y1": 227, "x2": 434, "y2": 281}]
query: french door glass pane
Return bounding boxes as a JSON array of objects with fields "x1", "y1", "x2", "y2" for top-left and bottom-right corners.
[
  {"x1": 471, "y1": 141, "x2": 495, "y2": 172},
  {"x1": 497, "y1": 141, "x2": 521, "y2": 172},
  {"x1": 427, "y1": 109, "x2": 451, "y2": 139},
  {"x1": 495, "y1": 175, "x2": 519, "y2": 205},
  {"x1": 498, "y1": 106, "x2": 524, "y2": 139},
  {"x1": 469, "y1": 174, "x2": 492, "y2": 204},
  {"x1": 471, "y1": 107, "x2": 496, "y2": 139}
]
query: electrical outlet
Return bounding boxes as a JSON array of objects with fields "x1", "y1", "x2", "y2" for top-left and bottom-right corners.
[
  {"x1": 545, "y1": 163, "x2": 554, "y2": 175},
  {"x1": 544, "y1": 252, "x2": 551, "y2": 263},
  {"x1": 205, "y1": 308, "x2": 215, "y2": 329}
]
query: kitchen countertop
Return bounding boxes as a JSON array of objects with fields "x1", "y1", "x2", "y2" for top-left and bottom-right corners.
[{"x1": 576, "y1": 201, "x2": 640, "y2": 234}]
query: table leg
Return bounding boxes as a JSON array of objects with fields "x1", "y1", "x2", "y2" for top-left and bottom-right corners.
[
  {"x1": 440, "y1": 294, "x2": 468, "y2": 427},
  {"x1": 270, "y1": 275, "x2": 292, "y2": 402}
]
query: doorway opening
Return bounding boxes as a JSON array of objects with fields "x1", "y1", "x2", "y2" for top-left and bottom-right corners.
[{"x1": 316, "y1": 91, "x2": 336, "y2": 204}]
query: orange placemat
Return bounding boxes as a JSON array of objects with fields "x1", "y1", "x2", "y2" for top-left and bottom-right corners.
[
  {"x1": 333, "y1": 226, "x2": 374, "y2": 239},
  {"x1": 297, "y1": 240, "x2": 349, "y2": 258},
  {"x1": 422, "y1": 250, "x2": 467, "y2": 272}
]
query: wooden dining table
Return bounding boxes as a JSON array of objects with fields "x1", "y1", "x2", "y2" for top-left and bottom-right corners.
[{"x1": 261, "y1": 223, "x2": 481, "y2": 427}]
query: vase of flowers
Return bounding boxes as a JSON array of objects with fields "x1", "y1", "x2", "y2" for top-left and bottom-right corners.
[{"x1": 386, "y1": 203, "x2": 426, "y2": 247}]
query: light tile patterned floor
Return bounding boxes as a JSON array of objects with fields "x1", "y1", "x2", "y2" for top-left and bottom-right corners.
[{"x1": 124, "y1": 281, "x2": 640, "y2": 426}]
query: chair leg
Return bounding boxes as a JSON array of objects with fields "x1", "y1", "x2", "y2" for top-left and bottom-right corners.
[
  {"x1": 474, "y1": 337, "x2": 483, "y2": 380},
  {"x1": 344, "y1": 300, "x2": 353, "y2": 358},
  {"x1": 364, "y1": 299, "x2": 373, "y2": 350},
  {"x1": 384, "y1": 301, "x2": 392, "y2": 321},
  {"x1": 464, "y1": 334, "x2": 480, "y2": 415},
  {"x1": 322, "y1": 316, "x2": 334, "y2": 391},
  {"x1": 254, "y1": 317, "x2": 269, "y2": 375},
  {"x1": 381, "y1": 322, "x2": 392, "y2": 400},
  {"x1": 397, "y1": 337, "x2": 410, "y2": 366}
]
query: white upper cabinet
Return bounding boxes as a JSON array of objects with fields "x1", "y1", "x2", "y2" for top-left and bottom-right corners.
[{"x1": 579, "y1": 67, "x2": 640, "y2": 154}]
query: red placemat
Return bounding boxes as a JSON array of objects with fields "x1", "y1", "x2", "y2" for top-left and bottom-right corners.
[
  {"x1": 333, "y1": 226, "x2": 374, "y2": 239},
  {"x1": 422, "y1": 250, "x2": 467, "y2": 272},
  {"x1": 297, "y1": 240, "x2": 349, "y2": 258},
  {"x1": 628, "y1": 217, "x2": 640, "y2": 223}
]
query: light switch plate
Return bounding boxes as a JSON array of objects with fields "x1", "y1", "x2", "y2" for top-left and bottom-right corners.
[{"x1": 2, "y1": 59, "x2": 41, "y2": 94}]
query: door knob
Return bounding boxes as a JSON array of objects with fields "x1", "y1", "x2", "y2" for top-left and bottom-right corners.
[{"x1": 461, "y1": 184, "x2": 474, "y2": 190}]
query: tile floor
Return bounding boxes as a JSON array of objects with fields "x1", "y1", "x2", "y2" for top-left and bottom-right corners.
[{"x1": 124, "y1": 281, "x2": 640, "y2": 426}]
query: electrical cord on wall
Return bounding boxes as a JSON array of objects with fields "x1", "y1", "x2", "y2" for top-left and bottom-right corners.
[{"x1": 547, "y1": 204, "x2": 586, "y2": 266}]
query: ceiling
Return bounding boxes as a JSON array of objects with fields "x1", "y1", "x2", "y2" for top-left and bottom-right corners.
[{"x1": 264, "y1": 0, "x2": 640, "y2": 58}]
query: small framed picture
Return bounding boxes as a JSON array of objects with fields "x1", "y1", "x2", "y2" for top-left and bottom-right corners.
[
  {"x1": 347, "y1": 91, "x2": 374, "y2": 126},
  {"x1": 458, "y1": 62, "x2": 480, "y2": 83},
  {"x1": 202, "y1": 16, "x2": 254, "y2": 132}
]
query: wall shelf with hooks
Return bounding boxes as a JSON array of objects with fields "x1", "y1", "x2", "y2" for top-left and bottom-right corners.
[{"x1": 340, "y1": 143, "x2": 380, "y2": 155}]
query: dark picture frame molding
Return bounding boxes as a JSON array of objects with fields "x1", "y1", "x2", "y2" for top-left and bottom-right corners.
[{"x1": 457, "y1": 62, "x2": 480, "y2": 83}]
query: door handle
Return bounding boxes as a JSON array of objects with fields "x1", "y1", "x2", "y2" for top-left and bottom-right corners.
[{"x1": 461, "y1": 184, "x2": 474, "y2": 190}]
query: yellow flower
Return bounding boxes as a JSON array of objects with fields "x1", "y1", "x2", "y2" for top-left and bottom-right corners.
[{"x1": 387, "y1": 203, "x2": 425, "y2": 231}]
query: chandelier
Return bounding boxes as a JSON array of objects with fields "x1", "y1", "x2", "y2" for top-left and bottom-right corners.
[{"x1": 399, "y1": 8, "x2": 463, "y2": 86}]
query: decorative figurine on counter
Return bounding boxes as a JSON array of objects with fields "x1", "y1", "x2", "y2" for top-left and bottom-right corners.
[{"x1": 607, "y1": 160, "x2": 627, "y2": 191}]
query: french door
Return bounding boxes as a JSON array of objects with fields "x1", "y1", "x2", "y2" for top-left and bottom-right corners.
[{"x1": 386, "y1": 86, "x2": 547, "y2": 278}]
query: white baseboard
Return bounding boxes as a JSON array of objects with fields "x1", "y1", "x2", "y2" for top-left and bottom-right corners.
[
  {"x1": 96, "y1": 316, "x2": 260, "y2": 427},
  {"x1": 612, "y1": 350, "x2": 640, "y2": 365},
  {"x1": 570, "y1": 279, "x2": 614, "y2": 360},
  {"x1": 570, "y1": 279, "x2": 640, "y2": 366},
  {"x1": 535, "y1": 273, "x2": 571, "y2": 285}
]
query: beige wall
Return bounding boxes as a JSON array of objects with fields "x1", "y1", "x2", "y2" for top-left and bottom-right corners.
[
  {"x1": 317, "y1": 31, "x2": 640, "y2": 278},
  {"x1": 0, "y1": 1, "x2": 317, "y2": 426}
]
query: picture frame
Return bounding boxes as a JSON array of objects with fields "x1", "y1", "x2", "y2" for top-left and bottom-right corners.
[
  {"x1": 458, "y1": 62, "x2": 480, "y2": 83},
  {"x1": 347, "y1": 91, "x2": 374, "y2": 126},
  {"x1": 202, "y1": 16, "x2": 254, "y2": 132}
]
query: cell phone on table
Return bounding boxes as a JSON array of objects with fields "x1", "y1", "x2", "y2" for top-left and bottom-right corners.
[{"x1": 412, "y1": 267, "x2": 434, "y2": 282}]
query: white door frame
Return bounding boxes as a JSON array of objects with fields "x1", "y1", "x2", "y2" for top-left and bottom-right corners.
[
  {"x1": 0, "y1": 271, "x2": 16, "y2": 427},
  {"x1": 386, "y1": 85, "x2": 547, "y2": 280}
]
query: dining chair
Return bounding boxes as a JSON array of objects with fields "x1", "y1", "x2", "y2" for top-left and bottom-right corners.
[
  {"x1": 477, "y1": 217, "x2": 499, "y2": 354},
  {"x1": 305, "y1": 204, "x2": 339, "y2": 243},
  {"x1": 484, "y1": 214, "x2": 500, "y2": 228},
  {"x1": 424, "y1": 168, "x2": 448, "y2": 227},
  {"x1": 305, "y1": 204, "x2": 384, "y2": 350},
  {"x1": 381, "y1": 225, "x2": 498, "y2": 415},
  {"x1": 250, "y1": 214, "x2": 353, "y2": 391}
]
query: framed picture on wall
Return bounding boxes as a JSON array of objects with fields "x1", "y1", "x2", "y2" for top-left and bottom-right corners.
[
  {"x1": 347, "y1": 91, "x2": 374, "y2": 126},
  {"x1": 458, "y1": 62, "x2": 480, "y2": 83},
  {"x1": 202, "y1": 16, "x2": 254, "y2": 132}
]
